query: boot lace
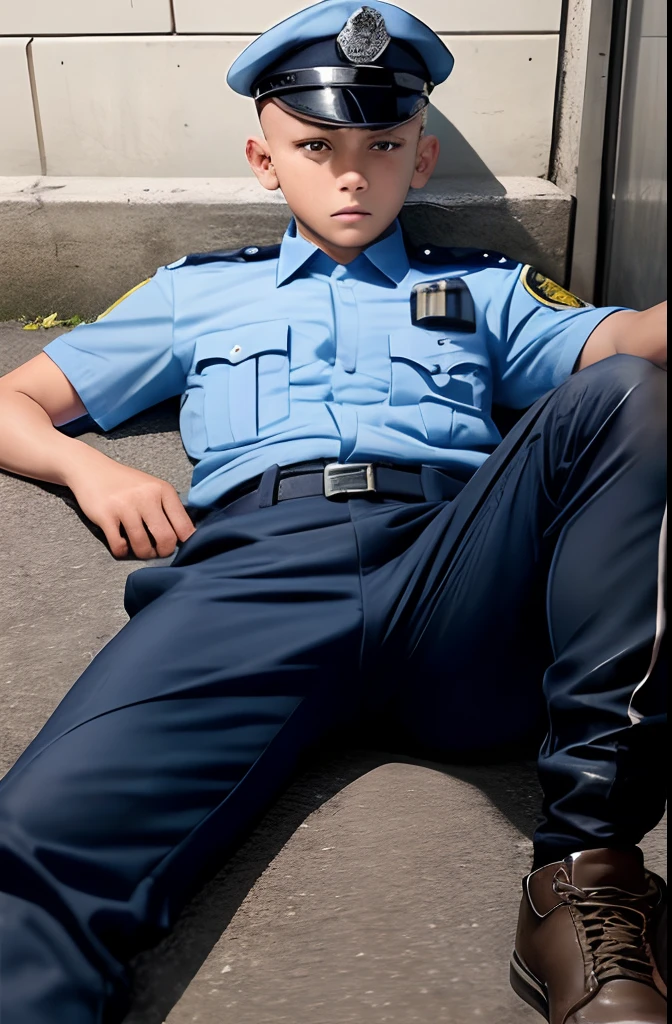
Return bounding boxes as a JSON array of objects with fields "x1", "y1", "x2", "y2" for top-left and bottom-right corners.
[{"x1": 552, "y1": 874, "x2": 659, "y2": 985}]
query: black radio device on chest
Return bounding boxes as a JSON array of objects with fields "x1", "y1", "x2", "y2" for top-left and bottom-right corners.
[{"x1": 411, "y1": 277, "x2": 476, "y2": 332}]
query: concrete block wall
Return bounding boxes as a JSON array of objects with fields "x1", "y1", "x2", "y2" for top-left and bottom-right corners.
[
  {"x1": 0, "y1": 176, "x2": 574, "y2": 319},
  {"x1": 1, "y1": 0, "x2": 564, "y2": 179}
]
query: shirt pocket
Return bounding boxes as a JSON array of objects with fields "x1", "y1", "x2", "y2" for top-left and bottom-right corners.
[
  {"x1": 389, "y1": 329, "x2": 492, "y2": 446},
  {"x1": 190, "y1": 322, "x2": 290, "y2": 450}
]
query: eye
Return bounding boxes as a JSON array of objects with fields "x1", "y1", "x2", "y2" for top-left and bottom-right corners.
[
  {"x1": 300, "y1": 140, "x2": 330, "y2": 152},
  {"x1": 371, "y1": 141, "x2": 401, "y2": 152}
]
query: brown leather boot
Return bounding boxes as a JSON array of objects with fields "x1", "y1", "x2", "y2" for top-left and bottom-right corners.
[{"x1": 511, "y1": 848, "x2": 667, "y2": 1022}]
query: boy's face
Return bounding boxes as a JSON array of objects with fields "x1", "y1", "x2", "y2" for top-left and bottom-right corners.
[{"x1": 246, "y1": 100, "x2": 440, "y2": 260}]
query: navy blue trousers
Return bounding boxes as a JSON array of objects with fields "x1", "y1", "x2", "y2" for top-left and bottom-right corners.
[{"x1": 0, "y1": 356, "x2": 667, "y2": 1023}]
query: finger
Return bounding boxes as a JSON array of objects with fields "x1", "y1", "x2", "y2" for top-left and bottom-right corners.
[
  {"x1": 119, "y1": 509, "x2": 157, "y2": 560},
  {"x1": 161, "y1": 487, "x2": 197, "y2": 542},
  {"x1": 140, "y1": 504, "x2": 179, "y2": 558},
  {"x1": 99, "y1": 517, "x2": 129, "y2": 559}
]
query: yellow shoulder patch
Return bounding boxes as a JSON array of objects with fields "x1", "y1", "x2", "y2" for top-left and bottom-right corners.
[
  {"x1": 96, "y1": 278, "x2": 151, "y2": 321},
  {"x1": 521, "y1": 265, "x2": 587, "y2": 309}
]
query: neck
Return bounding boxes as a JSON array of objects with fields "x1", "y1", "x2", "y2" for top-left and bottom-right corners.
[{"x1": 294, "y1": 215, "x2": 365, "y2": 265}]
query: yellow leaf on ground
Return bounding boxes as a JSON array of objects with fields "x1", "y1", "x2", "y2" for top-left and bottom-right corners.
[{"x1": 22, "y1": 323, "x2": 40, "y2": 330}]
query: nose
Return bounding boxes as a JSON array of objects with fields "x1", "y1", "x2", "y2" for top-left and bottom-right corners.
[{"x1": 336, "y1": 169, "x2": 368, "y2": 193}]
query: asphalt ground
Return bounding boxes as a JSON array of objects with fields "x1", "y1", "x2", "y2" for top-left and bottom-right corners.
[{"x1": 0, "y1": 321, "x2": 666, "y2": 1023}]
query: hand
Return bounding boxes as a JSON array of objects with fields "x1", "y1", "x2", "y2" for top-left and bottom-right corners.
[{"x1": 68, "y1": 459, "x2": 196, "y2": 559}]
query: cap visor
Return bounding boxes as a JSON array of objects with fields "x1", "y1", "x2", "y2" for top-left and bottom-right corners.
[{"x1": 273, "y1": 88, "x2": 427, "y2": 129}]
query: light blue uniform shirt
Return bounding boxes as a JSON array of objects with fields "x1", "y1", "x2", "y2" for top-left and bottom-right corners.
[{"x1": 45, "y1": 219, "x2": 622, "y2": 508}]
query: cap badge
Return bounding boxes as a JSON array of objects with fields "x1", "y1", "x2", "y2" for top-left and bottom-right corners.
[{"x1": 337, "y1": 6, "x2": 391, "y2": 65}]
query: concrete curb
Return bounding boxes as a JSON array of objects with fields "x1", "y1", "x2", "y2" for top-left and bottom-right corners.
[{"x1": 0, "y1": 176, "x2": 573, "y2": 319}]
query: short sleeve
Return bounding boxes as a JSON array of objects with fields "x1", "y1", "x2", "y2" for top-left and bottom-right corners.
[
  {"x1": 43, "y1": 267, "x2": 186, "y2": 431},
  {"x1": 485, "y1": 264, "x2": 628, "y2": 408}
]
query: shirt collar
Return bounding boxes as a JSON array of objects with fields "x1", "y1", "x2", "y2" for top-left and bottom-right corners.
[{"x1": 276, "y1": 218, "x2": 410, "y2": 287}]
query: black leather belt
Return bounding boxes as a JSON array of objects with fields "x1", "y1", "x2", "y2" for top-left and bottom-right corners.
[{"x1": 209, "y1": 461, "x2": 468, "y2": 518}]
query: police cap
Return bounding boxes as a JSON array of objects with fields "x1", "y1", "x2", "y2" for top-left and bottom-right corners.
[{"x1": 227, "y1": 1, "x2": 454, "y2": 130}]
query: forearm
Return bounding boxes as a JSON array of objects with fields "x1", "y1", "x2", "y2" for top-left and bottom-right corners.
[
  {"x1": 578, "y1": 302, "x2": 667, "y2": 371},
  {"x1": 0, "y1": 390, "x2": 115, "y2": 488},
  {"x1": 0, "y1": 386, "x2": 195, "y2": 558}
]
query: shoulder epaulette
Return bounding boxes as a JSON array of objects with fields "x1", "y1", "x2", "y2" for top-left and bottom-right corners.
[
  {"x1": 408, "y1": 243, "x2": 518, "y2": 270},
  {"x1": 168, "y1": 244, "x2": 281, "y2": 269}
]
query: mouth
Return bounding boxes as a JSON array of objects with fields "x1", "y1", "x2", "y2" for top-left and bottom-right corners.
[{"x1": 331, "y1": 207, "x2": 372, "y2": 221}]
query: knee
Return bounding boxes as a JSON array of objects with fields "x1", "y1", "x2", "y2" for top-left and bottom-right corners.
[
  {"x1": 560, "y1": 354, "x2": 666, "y2": 446},
  {"x1": 576, "y1": 354, "x2": 666, "y2": 412}
]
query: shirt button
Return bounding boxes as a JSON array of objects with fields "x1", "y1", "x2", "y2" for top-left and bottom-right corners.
[
  {"x1": 245, "y1": 247, "x2": 259, "y2": 256},
  {"x1": 230, "y1": 345, "x2": 242, "y2": 356}
]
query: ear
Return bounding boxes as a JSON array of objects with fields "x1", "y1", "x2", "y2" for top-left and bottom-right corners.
[
  {"x1": 246, "y1": 136, "x2": 280, "y2": 191},
  {"x1": 409, "y1": 134, "x2": 440, "y2": 189}
]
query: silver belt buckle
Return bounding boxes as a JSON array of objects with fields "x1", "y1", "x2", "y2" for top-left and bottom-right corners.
[{"x1": 324, "y1": 463, "x2": 376, "y2": 499}]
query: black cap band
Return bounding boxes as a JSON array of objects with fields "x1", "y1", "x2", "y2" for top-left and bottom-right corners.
[{"x1": 253, "y1": 66, "x2": 431, "y2": 102}]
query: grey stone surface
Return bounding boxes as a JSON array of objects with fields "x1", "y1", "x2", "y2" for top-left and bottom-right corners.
[
  {"x1": 0, "y1": 323, "x2": 192, "y2": 771},
  {"x1": 130, "y1": 759, "x2": 545, "y2": 1024},
  {"x1": 565, "y1": 0, "x2": 616, "y2": 301},
  {"x1": 550, "y1": 0, "x2": 593, "y2": 196},
  {"x1": 0, "y1": 176, "x2": 574, "y2": 320},
  {"x1": 0, "y1": 321, "x2": 666, "y2": 1024}
]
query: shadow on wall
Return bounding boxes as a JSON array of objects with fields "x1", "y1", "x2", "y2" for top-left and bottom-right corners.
[
  {"x1": 399, "y1": 109, "x2": 569, "y2": 280},
  {"x1": 426, "y1": 106, "x2": 505, "y2": 186}
]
